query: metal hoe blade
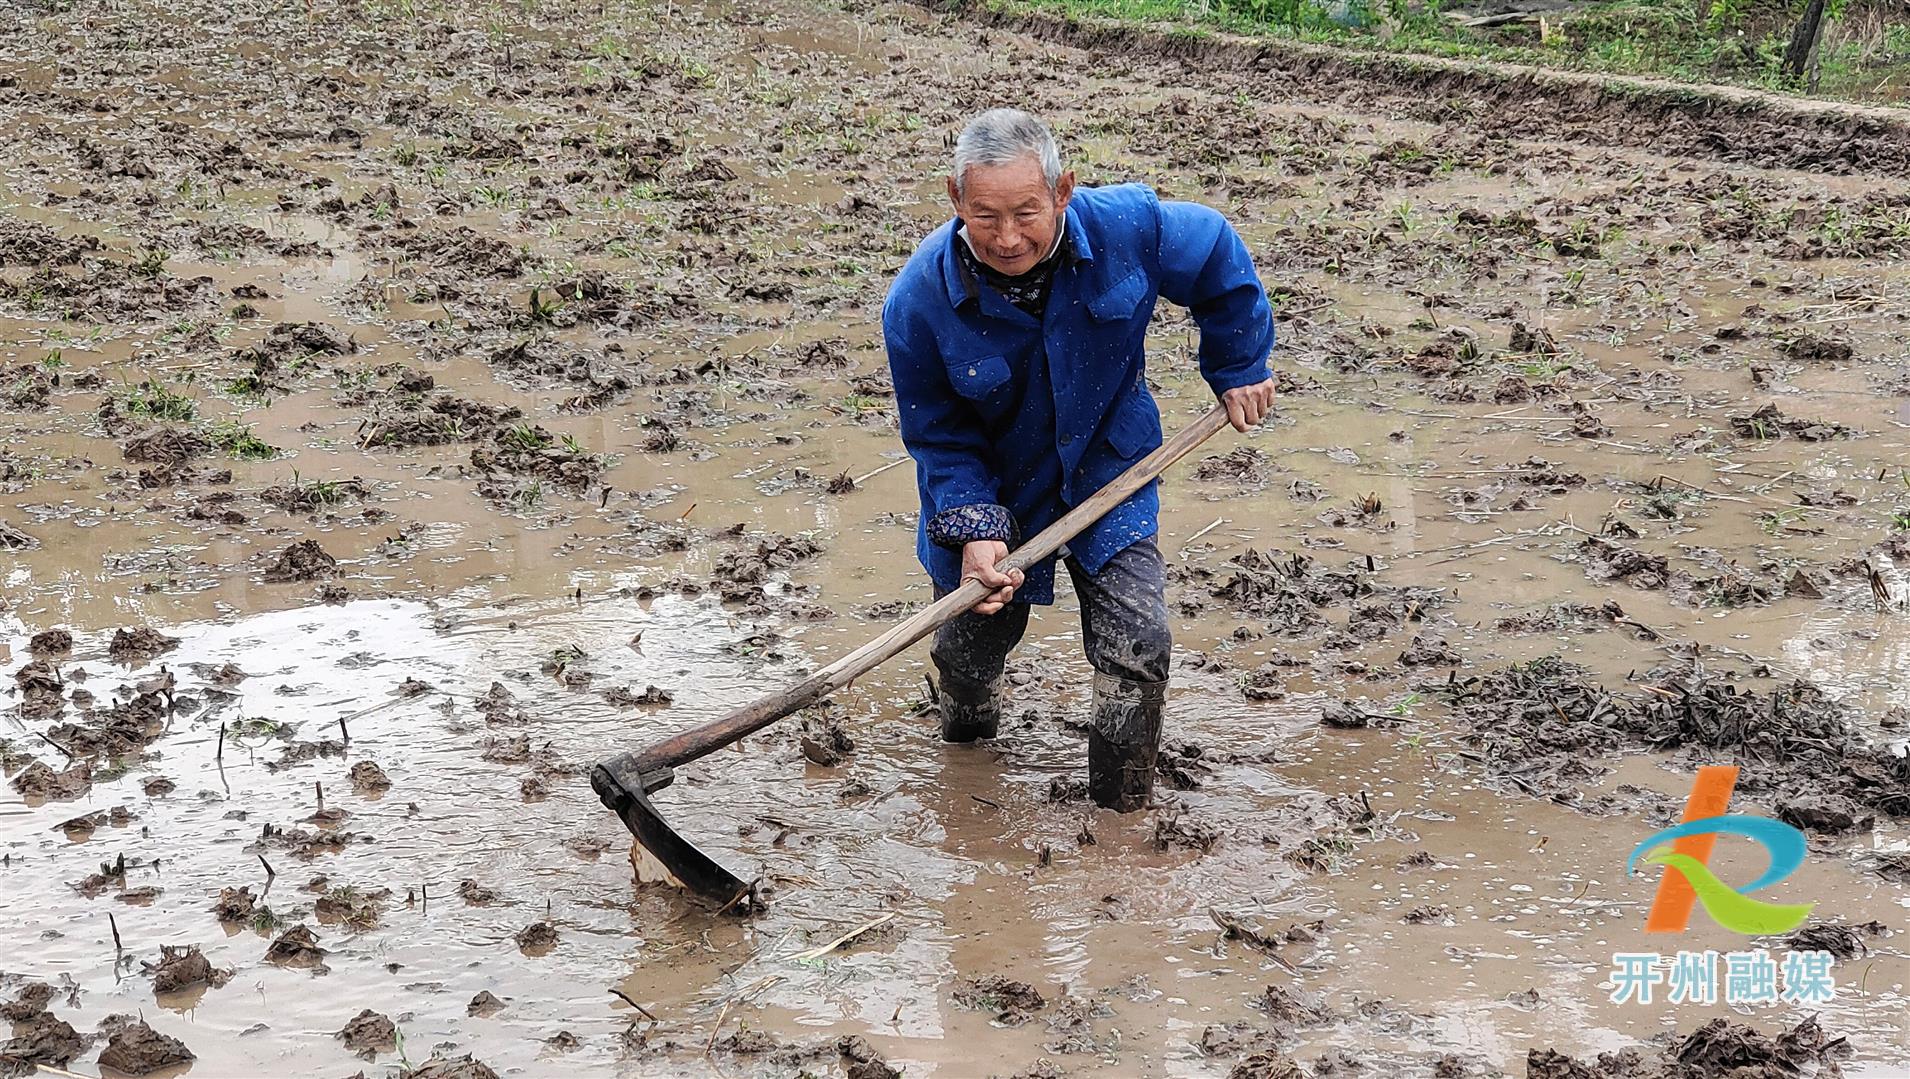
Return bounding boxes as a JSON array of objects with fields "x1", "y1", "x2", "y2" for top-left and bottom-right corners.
[{"x1": 590, "y1": 753, "x2": 753, "y2": 910}]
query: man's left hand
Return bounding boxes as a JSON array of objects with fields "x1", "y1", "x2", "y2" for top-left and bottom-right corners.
[{"x1": 1220, "y1": 378, "x2": 1276, "y2": 433}]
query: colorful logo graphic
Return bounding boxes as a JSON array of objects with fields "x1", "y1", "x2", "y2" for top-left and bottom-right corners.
[{"x1": 1626, "y1": 765, "x2": 1815, "y2": 935}]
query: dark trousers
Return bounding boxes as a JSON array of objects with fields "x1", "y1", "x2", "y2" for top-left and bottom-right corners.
[{"x1": 931, "y1": 537, "x2": 1171, "y2": 687}]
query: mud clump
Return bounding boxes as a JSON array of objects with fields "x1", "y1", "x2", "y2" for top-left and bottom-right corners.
[
  {"x1": 1191, "y1": 547, "x2": 1444, "y2": 638},
  {"x1": 263, "y1": 539, "x2": 340, "y2": 582},
  {"x1": 459, "y1": 879, "x2": 499, "y2": 905},
  {"x1": 1729, "y1": 403, "x2": 1851, "y2": 442},
  {"x1": 1042, "y1": 993, "x2": 1116, "y2": 1055},
  {"x1": 710, "y1": 1030, "x2": 784, "y2": 1055},
  {"x1": 265, "y1": 320, "x2": 356, "y2": 356},
  {"x1": 1230, "y1": 1054, "x2": 1305, "y2": 1079},
  {"x1": 516, "y1": 921, "x2": 558, "y2": 952},
  {"x1": 0, "y1": 984, "x2": 54, "y2": 1022},
  {"x1": 467, "y1": 990, "x2": 506, "y2": 1017},
  {"x1": 1577, "y1": 538, "x2": 1669, "y2": 588},
  {"x1": 337, "y1": 1009, "x2": 397, "y2": 1060},
  {"x1": 15, "y1": 658, "x2": 64, "y2": 719},
  {"x1": 0, "y1": 1012, "x2": 82, "y2": 1068},
  {"x1": 1154, "y1": 811, "x2": 1222, "y2": 853},
  {"x1": 470, "y1": 423, "x2": 603, "y2": 488},
  {"x1": 481, "y1": 734, "x2": 532, "y2": 763},
  {"x1": 1495, "y1": 601, "x2": 1626, "y2": 634},
  {"x1": 1508, "y1": 322, "x2": 1560, "y2": 356},
  {"x1": 1514, "y1": 456, "x2": 1586, "y2": 489},
  {"x1": 1430, "y1": 656, "x2": 1910, "y2": 823},
  {"x1": 1047, "y1": 777, "x2": 1090, "y2": 803},
  {"x1": 1528, "y1": 1015, "x2": 1847, "y2": 1078},
  {"x1": 404, "y1": 1054, "x2": 501, "y2": 1079},
  {"x1": 489, "y1": 339, "x2": 633, "y2": 409},
  {"x1": 1321, "y1": 698, "x2": 1398, "y2": 733},
  {"x1": 1776, "y1": 331, "x2": 1853, "y2": 364},
  {"x1": 26, "y1": 629, "x2": 72, "y2": 656},
  {"x1": 109, "y1": 626, "x2": 180, "y2": 662},
  {"x1": 800, "y1": 717, "x2": 855, "y2": 766},
  {"x1": 264, "y1": 925, "x2": 327, "y2": 969},
  {"x1": 837, "y1": 1035, "x2": 901, "y2": 1079},
  {"x1": 348, "y1": 761, "x2": 391, "y2": 793},
  {"x1": 365, "y1": 395, "x2": 523, "y2": 449},
  {"x1": 711, "y1": 534, "x2": 825, "y2": 599},
  {"x1": 45, "y1": 687, "x2": 167, "y2": 758},
  {"x1": 3, "y1": 259, "x2": 216, "y2": 323},
  {"x1": 260, "y1": 476, "x2": 370, "y2": 513},
  {"x1": 0, "y1": 218, "x2": 101, "y2": 266},
  {"x1": 393, "y1": 225, "x2": 524, "y2": 280},
  {"x1": 602, "y1": 684, "x2": 672, "y2": 707},
  {"x1": 475, "y1": 681, "x2": 528, "y2": 725},
  {"x1": 1194, "y1": 446, "x2": 1280, "y2": 485},
  {"x1": 10, "y1": 760, "x2": 93, "y2": 800},
  {"x1": 145, "y1": 944, "x2": 233, "y2": 993},
  {"x1": 212, "y1": 886, "x2": 257, "y2": 922},
  {"x1": 1257, "y1": 984, "x2": 1331, "y2": 1028},
  {"x1": 1397, "y1": 633, "x2": 1460, "y2": 667},
  {"x1": 120, "y1": 425, "x2": 211, "y2": 465},
  {"x1": 2, "y1": 365, "x2": 53, "y2": 410},
  {"x1": 1785, "y1": 920, "x2": 1883, "y2": 960},
  {"x1": 95, "y1": 1020, "x2": 194, "y2": 1075},
  {"x1": 953, "y1": 974, "x2": 1047, "y2": 1025},
  {"x1": 1199, "y1": 1021, "x2": 1284, "y2": 1062}
]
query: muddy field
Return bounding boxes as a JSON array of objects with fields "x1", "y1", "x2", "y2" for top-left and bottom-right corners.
[{"x1": 3, "y1": 0, "x2": 1909, "y2": 1075}]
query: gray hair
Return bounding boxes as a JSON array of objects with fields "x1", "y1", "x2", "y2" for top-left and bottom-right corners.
[{"x1": 951, "y1": 109, "x2": 1062, "y2": 198}]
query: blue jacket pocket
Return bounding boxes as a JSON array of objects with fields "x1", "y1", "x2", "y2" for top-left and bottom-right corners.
[
  {"x1": 1087, "y1": 270, "x2": 1148, "y2": 322},
  {"x1": 1104, "y1": 397, "x2": 1162, "y2": 458},
  {"x1": 946, "y1": 354, "x2": 1011, "y2": 399}
]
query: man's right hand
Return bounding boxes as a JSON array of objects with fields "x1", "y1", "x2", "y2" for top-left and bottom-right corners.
[{"x1": 961, "y1": 540, "x2": 1024, "y2": 615}]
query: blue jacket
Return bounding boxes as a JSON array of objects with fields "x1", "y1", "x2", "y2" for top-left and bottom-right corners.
[{"x1": 882, "y1": 182, "x2": 1275, "y2": 605}]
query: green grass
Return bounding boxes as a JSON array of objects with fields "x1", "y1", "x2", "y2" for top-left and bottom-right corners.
[
  {"x1": 131, "y1": 247, "x2": 169, "y2": 279},
  {"x1": 288, "y1": 470, "x2": 352, "y2": 507},
  {"x1": 224, "y1": 374, "x2": 271, "y2": 400},
  {"x1": 206, "y1": 420, "x2": 278, "y2": 460},
  {"x1": 500, "y1": 423, "x2": 554, "y2": 453},
  {"x1": 121, "y1": 380, "x2": 197, "y2": 421},
  {"x1": 235, "y1": 717, "x2": 289, "y2": 737},
  {"x1": 990, "y1": 0, "x2": 1909, "y2": 104},
  {"x1": 1760, "y1": 506, "x2": 1808, "y2": 534}
]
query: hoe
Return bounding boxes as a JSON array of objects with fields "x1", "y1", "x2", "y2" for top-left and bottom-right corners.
[{"x1": 590, "y1": 405, "x2": 1232, "y2": 910}]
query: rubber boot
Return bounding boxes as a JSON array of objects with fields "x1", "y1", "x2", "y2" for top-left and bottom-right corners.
[
  {"x1": 1087, "y1": 671, "x2": 1165, "y2": 812},
  {"x1": 935, "y1": 665, "x2": 1001, "y2": 743}
]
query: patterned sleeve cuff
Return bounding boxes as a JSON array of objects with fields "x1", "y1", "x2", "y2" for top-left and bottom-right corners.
[{"x1": 926, "y1": 503, "x2": 1018, "y2": 549}]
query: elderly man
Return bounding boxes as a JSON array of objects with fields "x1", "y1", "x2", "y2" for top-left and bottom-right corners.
[{"x1": 882, "y1": 108, "x2": 1276, "y2": 812}]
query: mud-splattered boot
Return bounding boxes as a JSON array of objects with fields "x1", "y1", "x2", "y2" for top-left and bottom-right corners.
[
  {"x1": 1087, "y1": 671, "x2": 1165, "y2": 812},
  {"x1": 935, "y1": 665, "x2": 1002, "y2": 743}
]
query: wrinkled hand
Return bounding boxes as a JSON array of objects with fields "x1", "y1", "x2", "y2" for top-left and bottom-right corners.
[
  {"x1": 961, "y1": 540, "x2": 1024, "y2": 615},
  {"x1": 1220, "y1": 378, "x2": 1277, "y2": 433}
]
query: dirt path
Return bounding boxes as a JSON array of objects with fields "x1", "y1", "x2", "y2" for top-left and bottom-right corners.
[{"x1": 2, "y1": 0, "x2": 1908, "y2": 1075}]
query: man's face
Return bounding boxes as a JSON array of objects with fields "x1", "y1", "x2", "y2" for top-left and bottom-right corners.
[{"x1": 947, "y1": 156, "x2": 1076, "y2": 277}]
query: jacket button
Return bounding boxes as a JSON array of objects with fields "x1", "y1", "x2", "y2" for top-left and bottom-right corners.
[{"x1": 1060, "y1": 434, "x2": 1073, "y2": 446}]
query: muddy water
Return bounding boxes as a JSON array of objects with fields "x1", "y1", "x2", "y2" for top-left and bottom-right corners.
[{"x1": 4, "y1": 0, "x2": 1910, "y2": 1074}]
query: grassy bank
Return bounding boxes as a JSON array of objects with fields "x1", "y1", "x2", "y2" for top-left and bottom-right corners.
[{"x1": 981, "y1": 0, "x2": 1910, "y2": 104}]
